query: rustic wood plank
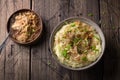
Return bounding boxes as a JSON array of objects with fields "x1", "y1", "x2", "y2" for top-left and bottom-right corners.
[
  {"x1": 31, "y1": 0, "x2": 64, "y2": 80},
  {"x1": 0, "y1": 0, "x2": 30, "y2": 80},
  {"x1": 100, "y1": 0, "x2": 120, "y2": 80},
  {"x1": 0, "y1": 0, "x2": 7, "y2": 79}
]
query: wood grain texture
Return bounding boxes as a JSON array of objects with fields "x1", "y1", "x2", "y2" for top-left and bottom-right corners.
[
  {"x1": 0, "y1": 0, "x2": 120, "y2": 80},
  {"x1": 0, "y1": 0, "x2": 30, "y2": 80},
  {"x1": 100, "y1": 0, "x2": 120, "y2": 80},
  {"x1": 0, "y1": 0, "x2": 7, "y2": 79},
  {"x1": 31, "y1": 0, "x2": 62, "y2": 80}
]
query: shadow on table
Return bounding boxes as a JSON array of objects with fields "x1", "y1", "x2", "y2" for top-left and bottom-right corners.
[{"x1": 101, "y1": 39, "x2": 119, "y2": 80}]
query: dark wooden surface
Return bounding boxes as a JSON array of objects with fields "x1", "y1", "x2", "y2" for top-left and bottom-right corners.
[{"x1": 0, "y1": 0, "x2": 120, "y2": 80}]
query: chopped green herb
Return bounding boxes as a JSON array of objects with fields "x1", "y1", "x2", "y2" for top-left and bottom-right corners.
[
  {"x1": 65, "y1": 44, "x2": 71, "y2": 50},
  {"x1": 47, "y1": 61, "x2": 51, "y2": 65},
  {"x1": 84, "y1": 39, "x2": 88, "y2": 46},
  {"x1": 73, "y1": 38, "x2": 79, "y2": 43},
  {"x1": 90, "y1": 46, "x2": 99, "y2": 52},
  {"x1": 88, "y1": 13, "x2": 93, "y2": 17},
  {"x1": 95, "y1": 49, "x2": 99, "y2": 52},
  {"x1": 32, "y1": 29, "x2": 35, "y2": 33},
  {"x1": 70, "y1": 23, "x2": 76, "y2": 27},
  {"x1": 112, "y1": 26, "x2": 115, "y2": 29},
  {"x1": 94, "y1": 35, "x2": 100, "y2": 40},
  {"x1": 64, "y1": 22, "x2": 68, "y2": 25},
  {"x1": 83, "y1": 50, "x2": 87, "y2": 53},
  {"x1": 73, "y1": 38, "x2": 82, "y2": 44},
  {"x1": 62, "y1": 49, "x2": 67, "y2": 57},
  {"x1": 82, "y1": 56, "x2": 87, "y2": 61},
  {"x1": 90, "y1": 46, "x2": 96, "y2": 50}
]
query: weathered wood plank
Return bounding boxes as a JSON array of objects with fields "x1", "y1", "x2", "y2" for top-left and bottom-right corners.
[
  {"x1": 0, "y1": 0, "x2": 7, "y2": 79},
  {"x1": 100, "y1": 0, "x2": 120, "y2": 80},
  {"x1": 31, "y1": 0, "x2": 63, "y2": 80},
  {"x1": 0, "y1": 0, "x2": 30, "y2": 80}
]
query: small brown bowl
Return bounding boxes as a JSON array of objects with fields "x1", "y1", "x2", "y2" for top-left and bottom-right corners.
[{"x1": 7, "y1": 9, "x2": 43, "y2": 45}]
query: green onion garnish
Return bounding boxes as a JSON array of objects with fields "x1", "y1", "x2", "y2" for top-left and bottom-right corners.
[
  {"x1": 82, "y1": 56, "x2": 88, "y2": 61},
  {"x1": 70, "y1": 23, "x2": 76, "y2": 27},
  {"x1": 62, "y1": 49, "x2": 67, "y2": 57},
  {"x1": 88, "y1": 13, "x2": 93, "y2": 17}
]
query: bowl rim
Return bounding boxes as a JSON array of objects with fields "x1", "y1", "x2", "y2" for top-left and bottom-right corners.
[
  {"x1": 7, "y1": 9, "x2": 43, "y2": 45},
  {"x1": 49, "y1": 17, "x2": 105, "y2": 70}
]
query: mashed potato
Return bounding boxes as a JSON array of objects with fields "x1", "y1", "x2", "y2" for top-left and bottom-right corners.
[{"x1": 53, "y1": 21, "x2": 101, "y2": 68}]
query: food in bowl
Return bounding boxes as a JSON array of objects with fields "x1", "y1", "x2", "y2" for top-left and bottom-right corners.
[
  {"x1": 10, "y1": 10, "x2": 40, "y2": 43},
  {"x1": 53, "y1": 20, "x2": 102, "y2": 68}
]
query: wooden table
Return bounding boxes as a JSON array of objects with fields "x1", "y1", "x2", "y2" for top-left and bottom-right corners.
[{"x1": 0, "y1": 0, "x2": 120, "y2": 80}]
